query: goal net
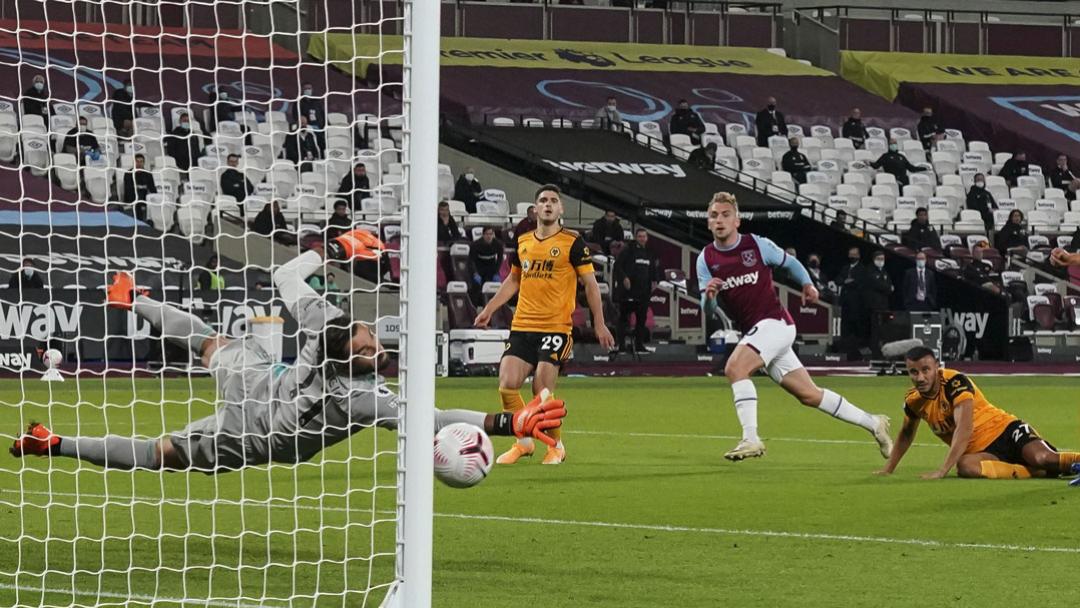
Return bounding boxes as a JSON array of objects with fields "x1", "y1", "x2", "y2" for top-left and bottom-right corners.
[{"x1": 0, "y1": 1, "x2": 437, "y2": 606}]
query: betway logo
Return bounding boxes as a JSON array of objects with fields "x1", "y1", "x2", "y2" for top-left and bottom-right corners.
[
  {"x1": 542, "y1": 160, "x2": 686, "y2": 178},
  {"x1": 0, "y1": 352, "x2": 31, "y2": 370},
  {"x1": 943, "y1": 308, "x2": 988, "y2": 339},
  {"x1": 0, "y1": 304, "x2": 81, "y2": 340},
  {"x1": 716, "y1": 272, "x2": 759, "y2": 291}
]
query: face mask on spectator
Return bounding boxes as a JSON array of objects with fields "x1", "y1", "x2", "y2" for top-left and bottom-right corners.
[
  {"x1": 916, "y1": 259, "x2": 926, "y2": 269},
  {"x1": 303, "y1": 87, "x2": 313, "y2": 96},
  {"x1": 874, "y1": 259, "x2": 885, "y2": 269},
  {"x1": 34, "y1": 82, "x2": 44, "y2": 91},
  {"x1": 125, "y1": 85, "x2": 133, "y2": 94},
  {"x1": 974, "y1": 180, "x2": 985, "y2": 188},
  {"x1": 888, "y1": 144, "x2": 898, "y2": 152},
  {"x1": 23, "y1": 268, "x2": 32, "y2": 277},
  {"x1": 465, "y1": 173, "x2": 475, "y2": 182},
  {"x1": 179, "y1": 121, "x2": 189, "y2": 130}
]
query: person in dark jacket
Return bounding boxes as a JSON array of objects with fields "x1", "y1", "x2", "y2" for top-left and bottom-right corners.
[
  {"x1": 210, "y1": 90, "x2": 241, "y2": 132},
  {"x1": 122, "y1": 153, "x2": 157, "y2": 220},
  {"x1": 469, "y1": 226, "x2": 504, "y2": 286},
  {"x1": 994, "y1": 210, "x2": 1028, "y2": 254},
  {"x1": 805, "y1": 252, "x2": 828, "y2": 293},
  {"x1": 252, "y1": 200, "x2": 295, "y2": 245},
  {"x1": 513, "y1": 205, "x2": 537, "y2": 241},
  {"x1": 870, "y1": 139, "x2": 927, "y2": 186},
  {"x1": 1049, "y1": 154, "x2": 1078, "y2": 200},
  {"x1": 902, "y1": 207, "x2": 942, "y2": 251},
  {"x1": 453, "y1": 168, "x2": 483, "y2": 214},
  {"x1": 841, "y1": 107, "x2": 869, "y2": 149},
  {"x1": 283, "y1": 115, "x2": 322, "y2": 171},
  {"x1": 337, "y1": 163, "x2": 371, "y2": 211},
  {"x1": 915, "y1": 107, "x2": 944, "y2": 151},
  {"x1": 7, "y1": 258, "x2": 45, "y2": 290},
  {"x1": 781, "y1": 137, "x2": 812, "y2": 184},
  {"x1": 754, "y1": 96, "x2": 786, "y2": 147},
  {"x1": 590, "y1": 210, "x2": 624, "y2": 254},
  {"x1": 863, "y1": 251, "x2": 894, "y2": 355},
  {"x1": 220, "y1": 154, "x2": 254, "y2": 203},
  {"x1": 62, "y1": 116, "x2": 100, "y2": 162},
  {"x1": 436, "y1": 201, "x2": 463, "y2": 243},
  {"x1": 294, "y1": 82, "x2": 326, "y2": 129},
  {"x1": 902, "y1": 251, "x2": 937, "y2": 312},
  {"x1": 22, "y1": 75, "x2": 48, "y2": 119},
  {"x1": 111, "y1": 78, "x2": 135, "y2": 137},
  {"x1": 326, "y1": 200, "x2": 353, "y2": 239},
  {"x1": 834, "y1": 247, "x2": 867, "y2": 358},
  {"x1": 965, "y1": 173, "x2": 998, "y2": 232},
  {"x1": 962, "y1": 245, "x2": 1000, "y2": 293},
  {"x1": 164, "y1": 113, "x2": 200, "y2": 171},
  {"x1": 195, "y1": 255, "x2": 225, "y2": 290},
  {"x1": 998, "y1": 151, "x2": 1030, "y2": 188},
  {"x1": 669, "y1": 99, "x2": 705, "y2": 144},
  {"x1": 686, "y1": 142, "x2": 717, "y2": 172},
  {"x1": 613, "y1": 228, "x2": 659, "y2": 352}
]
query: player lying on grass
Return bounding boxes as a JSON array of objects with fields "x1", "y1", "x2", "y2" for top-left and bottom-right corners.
[
  {"x1": 697, "y1": 192, "x2": 892, "y2": 462},
  {"x1": 10, "y1": 228, "x2": 565, "y2": 472},
  {"x1": 876, "y1": 346, "x2": 1080, "y2": 480}
]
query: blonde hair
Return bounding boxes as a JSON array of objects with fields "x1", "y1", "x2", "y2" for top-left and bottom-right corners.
[{"x1": 709, "y1": 192, "x2": 738, "y2": 211}]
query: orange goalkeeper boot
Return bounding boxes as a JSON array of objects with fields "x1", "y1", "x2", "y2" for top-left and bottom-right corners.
[{"x1": 10, "y1": 422, "x2": 59, "y2": 457}]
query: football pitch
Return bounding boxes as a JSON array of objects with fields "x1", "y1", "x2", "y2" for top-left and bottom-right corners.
[{"x1": 1, "y1": 375, "x2": 1078, "y2": 607}]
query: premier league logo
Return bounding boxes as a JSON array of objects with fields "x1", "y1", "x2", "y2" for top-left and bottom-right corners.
[{"x1": 741, "y1": 250, "x2": 757, "y2": 268}]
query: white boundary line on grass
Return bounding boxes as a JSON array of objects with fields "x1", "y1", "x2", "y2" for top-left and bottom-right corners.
[
  {"x1": 5, "y1": 490, "x2": 1079, "y2": 556},
  {"x1": 565, "y1": 429, "x2": 946, "y2": 448},
  {"x1": 0, "y1": 582, "x2": 287, "y2": 608}
]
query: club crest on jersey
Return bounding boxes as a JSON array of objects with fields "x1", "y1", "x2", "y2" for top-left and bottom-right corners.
[
  {"x1": 741, "y1": 250, "x2": 757, "y2": 267},
  {"x1": 521, "y1": 259, "x2": 532, "y2": 271},
  {"x1": 550, "y1": 247, "x2": 561, "y2": 257}
]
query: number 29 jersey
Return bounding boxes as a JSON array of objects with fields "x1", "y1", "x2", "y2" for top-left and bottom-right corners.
[{"x1": 509, "y1": 229, "x2": 594, "y2": 334}]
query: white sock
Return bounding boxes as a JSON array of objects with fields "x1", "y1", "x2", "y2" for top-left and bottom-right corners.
[
  {"x1": 517, "y1": 437, "x2": 534, "y2": 448},
  {"x1": 817, "y1": 389, "x2": 876, "y2": 432},
  {"x1": 731, "y1": 379, "x2": 759, "y2": 442}
]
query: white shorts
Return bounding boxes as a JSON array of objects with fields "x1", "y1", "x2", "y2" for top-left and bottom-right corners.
[{"x1": 739, "y1": 318, "x2": 804, "y2": 384}]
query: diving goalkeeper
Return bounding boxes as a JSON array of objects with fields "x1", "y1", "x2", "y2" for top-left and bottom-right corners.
[{"x1": 10, "y1": 229, "x2": 565, "y2": 472}]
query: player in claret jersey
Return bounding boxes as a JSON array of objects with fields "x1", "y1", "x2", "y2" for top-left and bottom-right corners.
[{"x1": 696, "y1": 192, "x2": 892, "y2": 462}]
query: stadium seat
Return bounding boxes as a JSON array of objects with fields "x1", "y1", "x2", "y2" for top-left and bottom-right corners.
[
  {"x1": 491, "y1": 117, "x2": 515, "y2": 127},
  {"x1": 448, "y1": 243, "x2": 475, "y2": 284},
  {"x1": 82, "y1": 166, "x2": 110, "y2": 204},
  {"x1": 639, "y1": 121, "x2": 663, "y2": 142},
  {"x1": 480, "y1": 282, "x2": 514, "y2": 329},
  {"x1": 446, "y1": 282, "x2": 477, "y2": 329},
  {"x1": 856, "y1": 207, "x2": 885, "y2": 226},
  {"x1": 177, "y1": 201, "x2": 211, "y2": 244},
  {"x1": 786, "y1": 125, "x2": 804, "y2": 139},
  {"x1": 52, "y1": 152, "x2": 79, "y2": 191},
  {"x1": 669, "y1": 134, "x2": 694, "y2": 159},
  {"x1": 724, "y1": 123, "x2": 747, "y2": 146},
  {"x1": 146, "y1": 194, "x2": 176, "y2": 232},
  {"x1": 889, "y1": 127, "x2": 913, "y2": 141},
  {"x1": 928, "y1": 208, "x2": 952, "y2": 230},
  {"x1": 954, "y1": 210, "x2": 985, "y2": 234},
  {"x1": 522, "y1": 118, "x2": 544, "y2": 128},
  {"x1": 551, "y1": 118, "x2": 573, "y2": 129}
]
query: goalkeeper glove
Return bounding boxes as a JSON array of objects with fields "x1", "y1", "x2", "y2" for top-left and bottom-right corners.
[{"x1": 512, "y1": 393, "x2": 567, "y2": 447}]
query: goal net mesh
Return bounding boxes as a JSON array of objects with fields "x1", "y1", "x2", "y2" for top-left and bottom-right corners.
[{"x1": 0, "y1": 1, "x2": 417, "y2": 606}]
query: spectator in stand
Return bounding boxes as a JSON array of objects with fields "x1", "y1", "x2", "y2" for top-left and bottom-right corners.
[
  {"x1": 295, "y1": 82, "x2": 325, "y2": 129},
  {"x1": 196, "y1": 255, "x2": 225, "y2": 290},
  {"x1": 594, "y1": 96, "x2": 623, "y2": 131},
  {"x1": 962, "y1": 245, "x2": 1000, "y2": 294},
  {"x1": 1071, "y1": 226, "x2": 1080, "y2": 252},
  {"x1": 965, "y1": 173, "x2": 997, "y2": 232},
  {"x1": 122, "y1": 153, "x2": 157, "y2": 221},
  {"x1": 110, "y1": 78, "x2": 135, "y2": 137},
  {"x1": 805, "y1": 252, "x2": 827, "y2": 292},
  {"x1": 754, "y1": 96, "x2": 786, "y2": 147},
  {"x1": 469, "y1": 226, "x2": 504, "y2": 286},
  {"x1": 781, "y1": 137, "x2": 812, "y2": 184},
  {"x1": 903, "y1": 207, "x2": 942, "y2": 251},
  {"x1": 210, "y1": 89, "x2": 241, "y2": 132},
  {"x1": 337, "y1": 163, "x2": 371, "y2": 211},
  {"x1": 252, "y1": 200, "x2": 295, "y2": 245},
  {"x1": 283, "y1": 115, "x2": 323, "y2": 172},
  {"x1": 669, "y1": 99, "x2": 705, "y2": 145},
  {"x1": 915, "y1": 106, "x2": 944, "y2": 151},
  {"x1": 7, "y1": 258, "x2": 45, "y2": 290},
  {"x1": 613, "y1": 228, "x2": 659, "y2": 353},
  {"x1": 219, "y1": 154, "x2": 254, "y2": 204},
  {"x1": 1050, "y1": 154, "x2": 1079, "y2": 201},
  {"x1": 62, "y1": 116, "x2": 100, "y2": 163},
  {"x1": 831, "y1": 209, "x2": 849, "y2": 232},
  {"x1": 834, "y1": 247, "x2": 866, "y2": 358},
  {"x1": 164, "y1": 112, "x2": 200, "y2": 171},
  {"x1": 22, "y1": 75, "x2": 48, "y2": 119},
  {"x1": 326, "y1": 200, "x2": 353, "y2": 239},
  {"x1": 513, "y1": 204, "x2": 537, "y2": 240},
  {"x1": 686, "y1": 141, "x2": 717, "y2": 172},
  {"x1": 994, "y1": 210, "x2": 1028, "y2": 254},
  {"x1": 436, "y1": 201, "x2": 464, "y2": 243},
  {"x1": 453, "y1": 168, "x2": 483, "y2": 214},
  {"x1": 870, "y1": 138, "x2": 926, "y2": 186},
  {"x1": 841, "y1": 107, "x2": 869, "y2": 149},
  {"x1": 997, "y1": 150, "x2": 1030, "y2": 188},
  {"x1": 590, "y1": 210, "x2": 624, "y2": 254},
  {"x1": 902, "y1": 252, "x2": 937, "y2": 312}
]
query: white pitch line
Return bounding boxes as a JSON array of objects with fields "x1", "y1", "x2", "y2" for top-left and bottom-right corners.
[
  {"x1": 4, "y1": 490, "x2": 1078, "y2": 556},
  {"x1": 0, "y1": 583, "x2": 288, "y2": 608},
  {"x1": 565, "y1": 429, "x2": 945, "y2": 448}
]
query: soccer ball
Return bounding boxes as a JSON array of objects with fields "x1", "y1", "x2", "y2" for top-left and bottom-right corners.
[
  {"x1": 433, "y1": 423, "x2": 494, "y2": 488},
  {"x1": 41, "y1": 349, "x2": 62, "y2": 369}
]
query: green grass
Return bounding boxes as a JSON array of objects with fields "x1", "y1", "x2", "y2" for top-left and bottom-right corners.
[{"x1": 1, "y1": 375, "x2": 1079, "y2": 607}]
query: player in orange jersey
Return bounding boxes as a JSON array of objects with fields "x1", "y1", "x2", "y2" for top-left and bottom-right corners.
[
  {"x1": 877, "y1": 346, "x2": 1080, "y2": 480},
  {"x1": 474, "y1": 184, "x2": 615, "y2": 465}
]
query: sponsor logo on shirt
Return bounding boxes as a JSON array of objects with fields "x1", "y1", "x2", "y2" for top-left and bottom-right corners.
[{"x1": 715, "y1": 271, "x2": 759, "y2": 291}]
